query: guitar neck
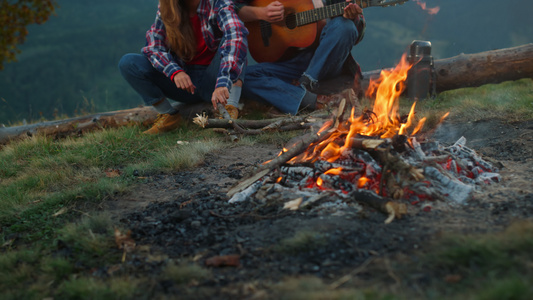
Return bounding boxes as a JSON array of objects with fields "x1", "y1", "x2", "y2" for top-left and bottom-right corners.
[{"x1": 295, "y1": 0, "x2": 370, "y2": 27}]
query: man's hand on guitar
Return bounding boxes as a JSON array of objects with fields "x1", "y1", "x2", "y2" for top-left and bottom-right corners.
[
  {"x1": 261, "y1": 1, "x2": 284, "y2": 23},
  {"x1": 343, "y1": 1, "x2": 363, "y2": 20}
]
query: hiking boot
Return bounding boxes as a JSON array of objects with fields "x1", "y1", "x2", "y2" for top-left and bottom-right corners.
[
  {"x1": 225, "y1": 104, "x2": 239, "y2": 119},
  {"x1": 142, "y1": 113, "x2": 182, "y2": 134}
]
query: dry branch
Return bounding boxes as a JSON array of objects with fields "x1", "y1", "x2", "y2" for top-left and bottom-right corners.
[{"x1": 216, "y1": 103, "x2": 241, "y2": 142}]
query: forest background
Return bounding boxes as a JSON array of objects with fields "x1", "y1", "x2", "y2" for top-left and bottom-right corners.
[{"x1": 0, "y1": 0, "x2": 532, "y2": 125}]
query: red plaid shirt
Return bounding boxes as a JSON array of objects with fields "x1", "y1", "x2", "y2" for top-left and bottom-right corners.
[{"x1": 142, "y1": 0, "x2": 248, "y2": 90}]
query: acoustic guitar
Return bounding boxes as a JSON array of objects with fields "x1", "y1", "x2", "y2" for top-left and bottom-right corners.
[{"x1": 246, "y1": 0, "x2": 408, "y2": 62}]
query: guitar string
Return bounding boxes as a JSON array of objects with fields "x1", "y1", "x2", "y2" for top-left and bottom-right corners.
[{"x1": 257, "y1": 2, "x2": 350, "y2": 38}]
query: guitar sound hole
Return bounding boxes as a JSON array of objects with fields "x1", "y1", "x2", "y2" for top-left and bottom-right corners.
[{"x1": 285, "y1": 14, "x2": 296, "y2": 29}]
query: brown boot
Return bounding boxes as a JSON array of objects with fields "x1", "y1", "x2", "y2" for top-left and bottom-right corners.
[
  {"x1": 143, "y1": 113, "x2": 182, "y2": 134},
  {"x1": 224, "y1": 104, "x2": 239, "y2": 119}
]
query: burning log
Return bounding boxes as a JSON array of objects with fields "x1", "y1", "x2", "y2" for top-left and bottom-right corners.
[
  {"x1": 226, "y1": 122, "x2": 337, "y2": 198},
  {"x1": 227, "y1": 99, "x2": 348, "y2": 198}
]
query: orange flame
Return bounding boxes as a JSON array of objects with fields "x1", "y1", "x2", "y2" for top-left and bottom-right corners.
[
  {"x1": 286, "y1": 53, "x2": 447, "y2": 165},
  {"x1": 358, "y1": 177, "x2": 369, "y2": 188},
  {"x1": 324, "y1": 168, "x2": 343, "y2": 175},
  {"x1": 361, "y1": 53, "x2": 413, "y2": 138},
  {"x1": 413, "y1": 0, "x2": 440, "y2": 15}
]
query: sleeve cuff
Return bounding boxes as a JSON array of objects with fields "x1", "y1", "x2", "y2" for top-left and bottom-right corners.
[{"x1": 170, "y1": 70, "x2": 184, "y2": 81}]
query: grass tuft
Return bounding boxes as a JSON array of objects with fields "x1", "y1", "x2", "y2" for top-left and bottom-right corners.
[
  {"x1": 275, "y1": 231, "x2": 327, "y2": 255},
  {"x1": 162, "y1": 261, "x2": 211, "y2": 285}
]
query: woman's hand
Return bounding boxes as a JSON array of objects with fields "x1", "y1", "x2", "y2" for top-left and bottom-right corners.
[
  {"x1": 343, "y1": 1, "x2": 362, "y2": 20},
  {"x1": 173, "y1": 72, "x2": 196, "y2": 94},
  {"x1": 211, "y1": 87, "x2": 229, "y2": 110}
]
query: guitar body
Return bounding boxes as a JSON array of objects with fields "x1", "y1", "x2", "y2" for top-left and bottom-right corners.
[{"x1": 246, "y1": 0, "x2": 326, "y2": 63}]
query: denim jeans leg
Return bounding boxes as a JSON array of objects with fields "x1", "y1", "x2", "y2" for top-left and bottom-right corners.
[
  {"x1": 303, "y1": 17, "x2": 359, "y2": 83},
  {"x1": 118, "y1": 53, "x2": 203, "y2": 105},
  {"x1": 242, "y1": 60, "x2": 309, "y2": 115}
]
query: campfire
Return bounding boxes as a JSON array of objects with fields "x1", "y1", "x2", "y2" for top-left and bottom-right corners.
[{"x1": 228, "y1": 54, "x2": 501, "y2": 223}]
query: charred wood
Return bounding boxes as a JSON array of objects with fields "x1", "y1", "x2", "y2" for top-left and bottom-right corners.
[
  {"x1": 226, "y1": 103, "x2": 348, "y2": 197},
  {"x1": 348, "y1": 189, "x2": 407, "y2": 224}
]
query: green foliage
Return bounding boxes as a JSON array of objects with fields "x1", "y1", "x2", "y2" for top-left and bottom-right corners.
[{"x1": 0, "y1": 0, "x2": 57, "y2": 69}]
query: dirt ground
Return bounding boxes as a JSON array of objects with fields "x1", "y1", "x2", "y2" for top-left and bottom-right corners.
[{"x1": 106, "y1": 116, "x2": 533, "y2": 299}]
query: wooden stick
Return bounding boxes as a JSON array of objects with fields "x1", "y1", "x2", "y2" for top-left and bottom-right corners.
[
  {"x1": 349, "y1": 189, "x2": 407, "y2": 224},
  {"x1": 227, "y1": 100, "x2": 348, "y2": 197},
  {"x1": 217, "y1": 103, "x2": 240, "y2": 142}
]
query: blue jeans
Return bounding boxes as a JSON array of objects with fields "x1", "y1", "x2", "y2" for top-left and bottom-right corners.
[
  {"x1": 119, "y1": 50, "x2": 245, "y2": 106},
  {"x1": 242, "y1": 16, "x2": 359, "y2": 115}
]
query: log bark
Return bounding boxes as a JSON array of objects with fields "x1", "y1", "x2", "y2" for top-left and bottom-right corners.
[
  {"x1": 434, "y1": 43, "x2": 533, "y2": 92},
  {"x1": 0, "y1": 106, "x2": 158, "y2": 145},
  {"x1": 361, "y1": 43, "x2": 533, "y2": 93}
]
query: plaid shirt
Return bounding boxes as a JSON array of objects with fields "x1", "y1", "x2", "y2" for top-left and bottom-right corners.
[{"x1": 142, "y1": 0, "x2": 248, "y2": 90}]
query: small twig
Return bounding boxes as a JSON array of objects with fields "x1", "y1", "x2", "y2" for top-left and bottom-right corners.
[
  {"x1": 384, "y1": 257, "x2": 401, "y2": 288},
  {"x1": 229, "y1": 123, "x2": 313, "y2": 135},
  {"x1": 329, "y1": 256, "x2": 375, "y2": 289},
  {"x1": 209, "y1": 210, "x2": 292, "y2": 220}
]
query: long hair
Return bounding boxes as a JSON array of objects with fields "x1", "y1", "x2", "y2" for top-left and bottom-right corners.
[{"x1": 159, "y1": 0, "x2": 196, "y2": 62}]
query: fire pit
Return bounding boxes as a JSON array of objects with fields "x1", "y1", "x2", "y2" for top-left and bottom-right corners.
[{"x1": 228, "y1": 54, "x2": 501, "y2": 223}]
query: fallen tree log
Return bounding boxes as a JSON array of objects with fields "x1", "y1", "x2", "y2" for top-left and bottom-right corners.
[
  {"x1": 0, "y1": 106, "x2": 158, "y2": 145},
  {"x1": 360, "y1": 43, "x2": 533, "y2": 93}
]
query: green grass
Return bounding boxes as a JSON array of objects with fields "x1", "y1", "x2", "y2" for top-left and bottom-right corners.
[
  {"x1": 415, "y1": 78, "x2": 533, "y2": 122},
  {"x1": 0, "y1": 79, "x2": 532, "y2": 299},
  {"x1": 0, "y1": 123, "x2": 242, "y2": 299},
  {"x1": 403, "y1": 220, "x2": 533, "y2": 300}
]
